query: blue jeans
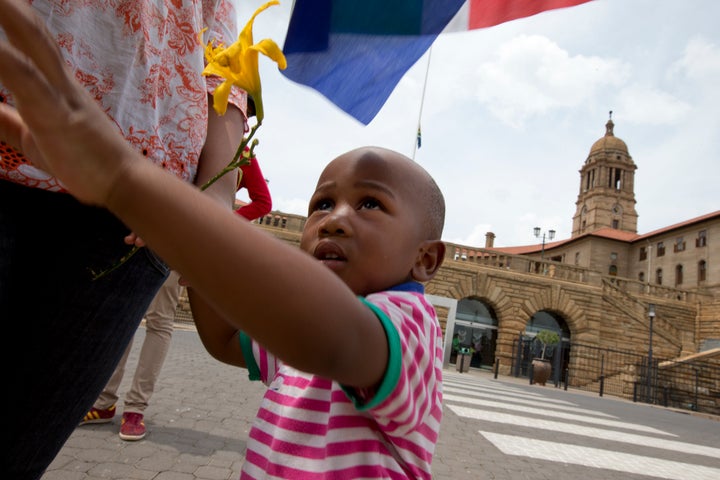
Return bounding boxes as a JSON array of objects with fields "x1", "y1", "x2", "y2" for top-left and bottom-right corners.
[{"x1": 1, "y1": 180, "x2": 169, "y2": 479}]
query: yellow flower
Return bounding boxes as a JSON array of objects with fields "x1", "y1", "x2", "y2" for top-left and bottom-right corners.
[{"x1": 202, "y1": 0, "x2": 287, "y2": 122}]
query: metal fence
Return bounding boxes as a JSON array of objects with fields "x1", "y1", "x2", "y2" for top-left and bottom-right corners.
[{"x1": 511, "y1": 337, "x2": 720, "y2": 416}]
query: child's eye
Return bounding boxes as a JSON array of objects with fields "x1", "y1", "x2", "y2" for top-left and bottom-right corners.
[
  {"x1": 359, "y1": 198, "x2": 381, "y2": 210},
  {"x1": 311, "y1": 198, "x2": 333, "y2": 212}
]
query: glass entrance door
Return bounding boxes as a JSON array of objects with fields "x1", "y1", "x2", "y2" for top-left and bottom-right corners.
[{"x1": 450, "y1": 321, "x2": 497, "y2": 370}]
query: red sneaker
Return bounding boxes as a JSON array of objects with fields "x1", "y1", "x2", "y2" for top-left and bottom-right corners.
[
  {"x1": 119, "y1": 412, "x2": 146, "y2": 441},
  {"x1": 80, "y1": 405, "x2": 116, "y2": 425}
]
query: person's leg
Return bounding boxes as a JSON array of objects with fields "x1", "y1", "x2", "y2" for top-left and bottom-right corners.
[
  {"x1": 119, "y1": 271, "x2": 180, "y2": 440},
  {"x1": 92, "y1": 338, "x2": 135, "y2": 410},
  {"x1": 124, "y1": 271, "x2": 180, "y2": 413},
  {"x1": 1, "y1": 181, "x2": 169, "y2": 480}
]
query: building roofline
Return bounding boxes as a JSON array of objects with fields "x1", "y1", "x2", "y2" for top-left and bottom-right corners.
[{"x1": 488, "y1": 210, "x2": 719, "y2": 253}]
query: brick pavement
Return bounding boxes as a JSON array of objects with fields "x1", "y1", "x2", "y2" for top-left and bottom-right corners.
[{"x1": 41, "y1": 327, "x2": 720, "y2": 480}]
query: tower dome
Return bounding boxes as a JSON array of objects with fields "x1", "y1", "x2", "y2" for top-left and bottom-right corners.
[{"x1": 590, "y1": 118, "x2": 628, "y2": 155}]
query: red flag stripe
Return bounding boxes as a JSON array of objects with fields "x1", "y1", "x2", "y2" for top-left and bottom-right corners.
[{"x1": 468, "y1": 0, "x2": 594, "y2": 29}]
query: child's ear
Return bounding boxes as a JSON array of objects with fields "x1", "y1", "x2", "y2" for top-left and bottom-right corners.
[{"x1": 411, "y1": 240, "x2": 446, "y2": 282}]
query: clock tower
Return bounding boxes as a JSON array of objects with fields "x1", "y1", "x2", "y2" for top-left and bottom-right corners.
[{"x1": 572, "y1": 114, "x2": 638, "y2": 237}]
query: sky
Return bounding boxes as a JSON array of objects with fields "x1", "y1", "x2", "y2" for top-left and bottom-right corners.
[{"x1": 234, "y1": 0, "x2": 720, "y2": 248}]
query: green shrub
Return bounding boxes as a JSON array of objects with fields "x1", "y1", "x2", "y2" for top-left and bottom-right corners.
[{"x1": 535, "y1": 329, "x2": 560, "y2": 359}]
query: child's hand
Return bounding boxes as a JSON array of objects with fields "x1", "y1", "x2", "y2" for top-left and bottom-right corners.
[{"x1": 0, "y1": 0, "x2": 140, "y2": 206}]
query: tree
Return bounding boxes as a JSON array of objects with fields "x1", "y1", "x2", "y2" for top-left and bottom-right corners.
[{"x1": 535, "y1": 330, "x2": 560, "y2": 360}]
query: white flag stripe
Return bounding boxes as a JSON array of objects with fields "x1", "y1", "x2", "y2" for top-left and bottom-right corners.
[
  {"x1": 443, "y1": 392, "x2": 668, "y2": 434},
  {"x1": 448, "y1": 404, "x2": 720, "y2": 458},
  {"x1": 480, "y1": 431, "x2": 720, "y2": 480},
  {"x1": 443, "y1": 385, "x2": 611, "y2": 414}
]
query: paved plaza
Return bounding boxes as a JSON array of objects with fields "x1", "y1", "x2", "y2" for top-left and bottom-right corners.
[{"x1": 42, "y1": 327, "x2": 720, "y2": 480}]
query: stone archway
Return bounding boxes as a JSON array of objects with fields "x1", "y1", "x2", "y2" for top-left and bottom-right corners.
[
  {"x1": 449, "y1": 297, "x2": 499, "y2": 370},
  {"x1": 516, "y1": 310, "x2": 572, "y2": 382}
]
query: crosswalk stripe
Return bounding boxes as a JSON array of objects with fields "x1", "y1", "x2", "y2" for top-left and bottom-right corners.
[
  {"x1": 442, "y1": 380, "x2": 576, "y2": 404},
  {"x1": 443, "y1": 385, "x2": 614, "y2": 416},
  {"x1": 443, "y1": 392, "x2": 671, "y2": 435},
  {"x1": 447, "y1": 404, "x2": 720, "y2": 458},
  {"x1": 480, "y1": 431, "x2": 720, "y2": 480}
]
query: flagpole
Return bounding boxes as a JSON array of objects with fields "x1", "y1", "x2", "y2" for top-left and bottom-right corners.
[{"x1": 413, "y1": 45, "x2": 432, "y2": 161}]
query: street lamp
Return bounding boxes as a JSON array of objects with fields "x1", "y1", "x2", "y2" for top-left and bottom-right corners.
[
  {"x1": 647, "y1": 303, "x2": 656, "y2": 402},
  {"x1": 533, "y1": 227, "x2": 556, "y2": 260}
]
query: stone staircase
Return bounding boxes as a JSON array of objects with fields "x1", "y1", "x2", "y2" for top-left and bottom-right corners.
[{"x1": 601, "y1": 279, "x2": 685, "y2": 351}]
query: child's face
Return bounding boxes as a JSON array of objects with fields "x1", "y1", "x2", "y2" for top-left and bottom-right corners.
[{"x1": 300, "y1": 148, "x2": 430, "y2": 296}]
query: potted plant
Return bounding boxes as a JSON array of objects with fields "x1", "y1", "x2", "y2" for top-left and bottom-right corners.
[{"x1": 531, "y1": 329, "x2": 560, "y2": 386}]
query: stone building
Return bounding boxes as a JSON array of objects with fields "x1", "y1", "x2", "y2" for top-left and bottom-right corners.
[{"x1": 179, "y1": 117, "x2": 719, "y2": 410}]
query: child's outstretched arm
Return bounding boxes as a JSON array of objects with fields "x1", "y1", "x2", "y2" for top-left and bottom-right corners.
[
  {"x1": 189, "y1": 288, "x2": 247, "y2": 368},
  {"x1": 0, "y1": 0, "x2": 389, "y2": 389}
]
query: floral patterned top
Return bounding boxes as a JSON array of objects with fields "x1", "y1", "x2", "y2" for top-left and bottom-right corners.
[{"x1": 0, "y1": 0, "x2": 245, "y2": 192}]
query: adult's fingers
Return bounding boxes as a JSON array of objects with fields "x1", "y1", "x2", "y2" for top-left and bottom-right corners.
[
  {"x1": 0, "y1": 102, "x2": 24, "y2": 152},
  {"x1": 0, "y1": 78, "x2": 45, "y2": 171}
]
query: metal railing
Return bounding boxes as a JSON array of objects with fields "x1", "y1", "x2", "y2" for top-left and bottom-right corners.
[{"x1": 511, "y1": 339, "x2": 719, "y2": 415}]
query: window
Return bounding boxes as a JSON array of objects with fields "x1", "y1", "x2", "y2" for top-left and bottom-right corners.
[
  {"x1": 607, "y1": 167, "x2": 622, "y2": 189},
  {"x1": 608, "y1": 265, "x2": 618, "y2": 276},
  {"x1": 574, "y1": 252, "x2": 580, "y2": 265},
  {"x1": 657, "y1": 242, "x2": 665, "y2": 257},
  {"x1": 273, "y1": 216, "x2": 280, "y2": 227},
  {"x1": 612, "y1": 219, "x2": 619, "y2": 229},
  {"x1": 281, "y1": 217, "x2": 287, "y2": 228},
  {"x1": 696, "y1": 230, "x2": 707, "y2": 248},
  {"x1": 638, "y1": 272, "x2": 645, "y2": 282},
  {"x1": 674, "y1": 237, "x2": 685, "y2": 253},
  {"x1": 656, "y1": 268, "x2": 663, "y2": 285},
  {"x1": 698, "y1": 261, "x2": 707, "y2": 282},
  {"x1": 639, "y1": 247, "x2": 647, "y2": 261},
  {"x1": 675, "y1": 264, "x2": 683, "y2": 286}
]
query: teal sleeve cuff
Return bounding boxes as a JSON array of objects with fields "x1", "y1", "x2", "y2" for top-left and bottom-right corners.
[
  {"x1": 239, "y1": 331, "x2": 261, "y2": 381},
  {"x1": 341, "y1": 298, "x2": 402, "y2": 411}
]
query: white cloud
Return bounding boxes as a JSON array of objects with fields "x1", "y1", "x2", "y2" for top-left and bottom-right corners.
[
  {"x1": 448, "y1": 223, "x2": 494, "y2": 247},
  {"x1": 615, "y1": 85, "x2": 691, "y2": 125},
  {"x1": 472, "y1": 35, "x2": 629, "y2": 128},
  {"x1": 671, "y1": 37, "x2": 720, "y2": 82}
]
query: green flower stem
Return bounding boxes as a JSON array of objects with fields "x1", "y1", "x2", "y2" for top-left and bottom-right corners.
[
  {"x1": 200, "y1": 121, "x2": 261, "y2": 192},
  {"x1": 90, "y1": 245, "x2": 140, "y2": 281}
]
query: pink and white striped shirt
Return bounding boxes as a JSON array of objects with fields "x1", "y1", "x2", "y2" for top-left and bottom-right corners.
[{"x1": 239, "y1": 284, "x2": 444, "y2": 479}]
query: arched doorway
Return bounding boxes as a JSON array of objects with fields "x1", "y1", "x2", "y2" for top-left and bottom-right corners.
[
  {"x1": 514, "y1": 311, "x2": 571, "y2": 382},
  {"x1": 450, "y1": 298, "x2": 498, "y2": 370}
]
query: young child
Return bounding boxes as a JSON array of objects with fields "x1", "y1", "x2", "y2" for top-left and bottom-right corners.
[
  {"x1": 190, "y1": 147, "x2": 446, "y2": 478},
  {"x1": 0, "y1": 2, "x2": 446, "y2": 478}
]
